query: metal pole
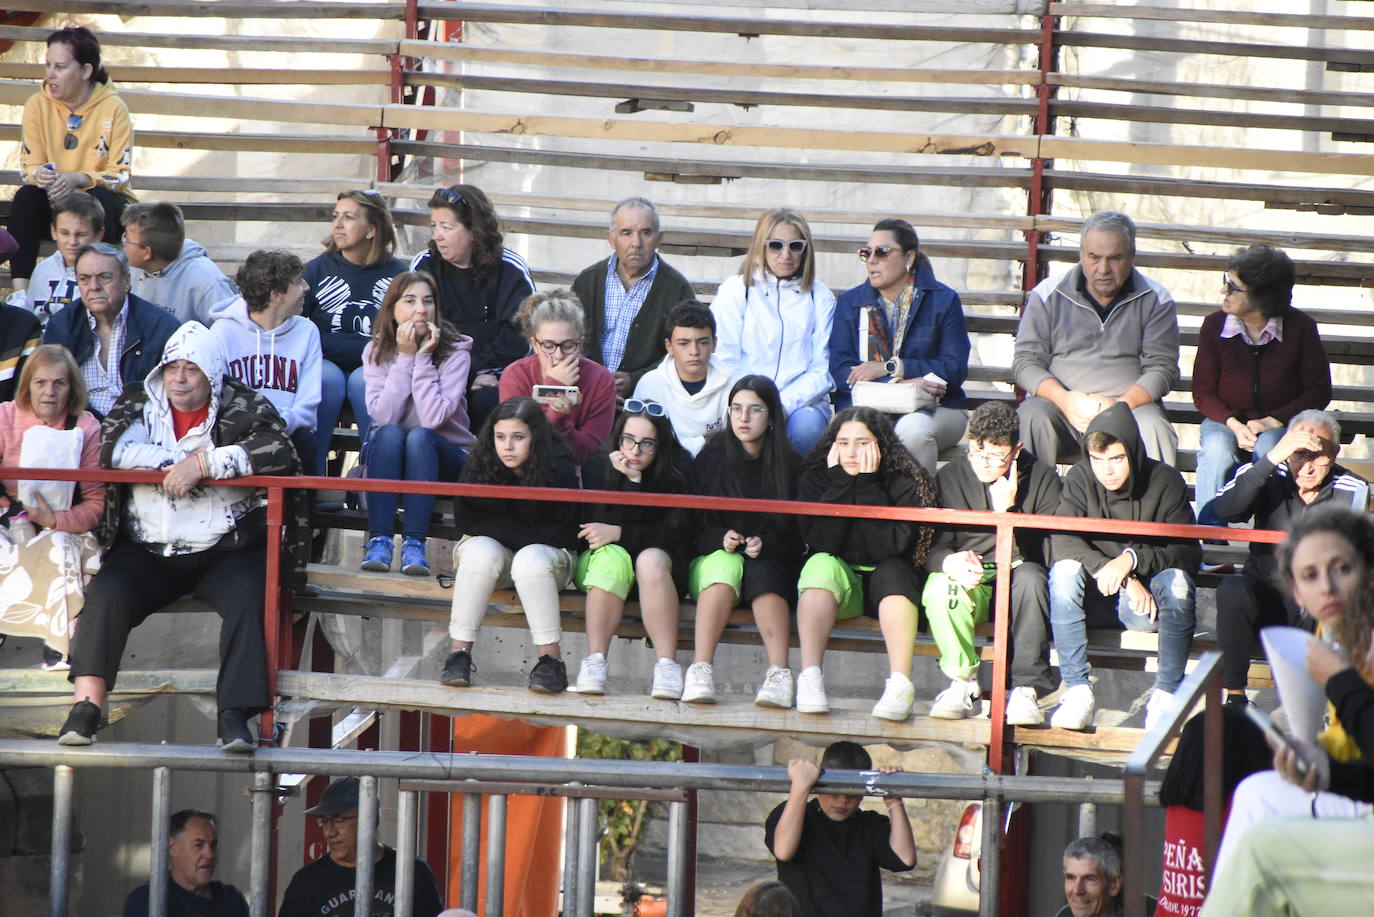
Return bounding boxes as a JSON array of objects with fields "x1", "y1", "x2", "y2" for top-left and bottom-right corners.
[
  {"x1": 355, "y1": 775, "x2": 378, "y2": 917},
  {"x1": 395, "y1": 790, "x2": 418, "y2": 917},
  {"x1": 1077, "y1": 802, "x2": 1097, "y2": 840},
  {"x1": 666, "y1": 800, "x2": 689, "y2": 917},
  {"x1": 149, "y1": 766, "x2": 173, "y2": 917},
  {"x1": 485, "y1": 793, "x2": 507, "y2": 917},
  {"x1": 563, "y1": 792, "x2": 581, "y2": 917},
  {"x1": 50, "y1": 764, "x2": 73, "y2": 917},
  {"x1": 460, "y1": 789, "x2": 481, "y2": 910},
  {"x1": 978, "y1": 793, "x2": 1002, "y2": 917},
  {"x1": 577, "y1": 796, "x2": 598, "y2": 917},
  {"x1": 249, "y1": 771, "x2": 272, "y2": 917}
]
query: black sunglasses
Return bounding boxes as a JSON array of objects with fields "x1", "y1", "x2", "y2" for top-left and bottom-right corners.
[
  {"x1": 1221, "y1": 273, "x2": 1245, "y2": 296},
  {"x1": 766, "y1": 239, "x2": 807, "y2": 255},
  {"x1": 434, "y1": 187, "x2": 467, "y2": 213},
  {"x1": 623, "y1": 398, "x2": 666, "y2": 418},
  {"x1": 63, "y1": 113, "x2": 83, "y2": 150},
  {"x1": 858, "y1": 245, "x2": 897, "y2": 261}
]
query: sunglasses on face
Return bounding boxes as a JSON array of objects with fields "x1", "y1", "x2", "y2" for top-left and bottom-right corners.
[
  {"x1": 766, "y1": 239, "x2": 807, "y2": 255},
  {"x1": 623, "y1": 398, "x2": 666, "y2": 418},
  {"x1": 858, "y1": 245, "x2": 897, "y2": 262},
  {"x1": 1221, "y1": 274, "x2": 1245, "y2": 296},
  {"x1": 63, "y1": 113, "x2": 83, "y2": 150}
]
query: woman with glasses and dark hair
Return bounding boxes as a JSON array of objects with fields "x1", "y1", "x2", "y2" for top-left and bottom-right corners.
[
  {"x1": 411, "y1": 184, "x2": 535, "y2": 432},
  {"x1": 711, "y1": 208, "x2": 837, "y2": 455},
  {"x1": 304, "y1": 190, "x2": 407, "y2": 469},
  {"x1": 9, "y1": 26, "x2": 133, "y2": 295},
  {"x1": 572, "y1": 400, "x2": 694, "y2": 698},
  {"x1": 1193, "y1": 243, "x2": 1331, "y2": 521},
  {"x1": 684, "y1": 375, "x2": 803, "y2": 707},
  {"x1": 829, "y1": 219, "x2": 971, "y2": 472},
  {"x1": 498, "y1": 290, "x2": 616, "y2": 465}
]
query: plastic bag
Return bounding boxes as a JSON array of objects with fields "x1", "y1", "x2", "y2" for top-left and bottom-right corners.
[{"x1": 17, "y1": 425, "x2": 82, "y2": 512}]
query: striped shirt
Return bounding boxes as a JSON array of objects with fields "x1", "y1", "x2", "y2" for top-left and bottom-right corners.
[
  {"x1": 600, "y1": 254, "x2": 659, "y2": 373},
  {"x1": 84, "y1": 303, "x2": 129, "y2": 416}
]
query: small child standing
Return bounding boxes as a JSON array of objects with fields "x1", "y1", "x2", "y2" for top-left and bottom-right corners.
[{"x1": 763, "y1": 741, "x2": 916, "y2": 917}]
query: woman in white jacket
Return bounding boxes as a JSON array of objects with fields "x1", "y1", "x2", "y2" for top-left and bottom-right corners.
[{"x1": 711, "y1": 209, "x2": 836, "y2": 454}]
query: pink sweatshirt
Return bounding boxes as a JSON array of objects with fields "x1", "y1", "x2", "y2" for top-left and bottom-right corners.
[
  {"x1": 499, "y1": 354, "x2": 616, "y2": 463},
  {"x1": 0, "y1": 401, "x2": 104, "y2": 533},
  {"x1": 362, "y1": 336, "x2": 476, "y2": 448}
]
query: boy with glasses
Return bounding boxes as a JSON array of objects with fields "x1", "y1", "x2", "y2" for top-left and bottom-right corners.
[
  {"x1": 632, "y1": 299, "x2": 735, "y2": 455},
  {"x1": 922, "y1": 401, "x2": 1061, "y2": 724}
]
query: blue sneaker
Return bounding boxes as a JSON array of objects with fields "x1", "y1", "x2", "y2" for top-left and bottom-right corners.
[
  {"x1": 360, "y1": 536, "x2": 393, "y2": 572},
  {"x1": 400, "y1": 537, "x2": 430, "y2": 577}
]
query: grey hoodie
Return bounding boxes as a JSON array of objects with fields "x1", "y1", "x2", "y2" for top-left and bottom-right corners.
[{"x1": 131, "y1": 239, "x2": 238, "y2": 326}]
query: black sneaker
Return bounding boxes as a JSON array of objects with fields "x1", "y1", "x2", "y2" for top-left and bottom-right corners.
[
  {"x1": 57, "y1": 700, "x2": 101, "y2": 746},
  {"x1": 217, "y1": 708, "x2": 256, "y2": 754},
  {"x1": 440, "y1": 650, "x2": 473, "y2": 687},
  {"x1": 529, "y1": 654, "x2": 568, "y2": 694},
  {"x1": 1224, "y1": 693, "x2": 1250, "y2": 712}
]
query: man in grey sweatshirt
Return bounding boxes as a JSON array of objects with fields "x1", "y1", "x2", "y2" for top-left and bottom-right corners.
[{"x1": 1012, "y1": 210, "x2": 1180, "y2": 466}]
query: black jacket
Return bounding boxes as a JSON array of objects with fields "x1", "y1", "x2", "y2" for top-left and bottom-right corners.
[
  {"x1": 927, "y1": 451, "x2": 1061, "y2": 572},
  {"x1": 583, "y1": 447, "x2": 694, "y2": 559},
  {"x1": 799, "y1": 463, "x2": 932, "y2": 568},
  {"x1": 411, "y1": 246, "x2": 533, "y2": 377},
  {"x1": 1208, "y1": 454, "x2": 1369, "y2": 585},
  {"x1": 455, "y1": 452, "x2": 580, "y2": 550},
  {"x1": 1053, "y1": 403, "x2": 1201, "y2": 577},
  {"x1": 1327, "y1": 667, "x2": 1374, "y2": 803},
  {"x1": 691, "y1": 438, "x2": 802, "y2": 562},
  {"x1": 573, "y1": 255, "x2": 696, "y2": 386}
]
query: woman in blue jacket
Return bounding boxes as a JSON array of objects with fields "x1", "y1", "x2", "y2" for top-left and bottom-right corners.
[{"x1": 829, "y1": 219, "x2": 971, "y2": 471}]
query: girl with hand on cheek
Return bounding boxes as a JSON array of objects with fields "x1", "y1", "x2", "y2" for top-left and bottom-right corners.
[
  {"x1": 573, "y1": 400, "x2": 693, "y2": 698},
  {"x1": 442, "y1": 397, "x2": 580, "y2": 694},
  {"x1": 794, "y1": 407, "x2": 935, "y2": 721},
  {"x1": 684, "y1": 375, "x2": 803, "y2": 708}
]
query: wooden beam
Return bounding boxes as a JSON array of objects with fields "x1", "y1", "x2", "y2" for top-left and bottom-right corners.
[
  {"x1": 0, "y1": 25, "x2": 398, "y2": 56},
  {"x1": 1044, "y1": 168, "x2": 1374, "y2": 210},
  {"x1": 399, "y1": 40, "x2": 1039, "y2": 86},
  {"x1": 1050, "y1": 73, "x2": 1374, "y2": 111},
  {"x1": 83, "y1": 84, "x2": 385, "y2": 128},
  {"x1": 1049, "y1": 3, "x2": 1374, "y2": 32},
  {"x1": 0, "y1": 1, "x2": 406, "y2": 18},
  {"x1": 415, "y1": 2, "x2": 1038, "y2": 44},
  {"x1": 0, "y1": 124, "x2": 375, "y2": 156},
  {"x1": 1040, "y1": 135, "x2": 1374, "y2": 179},
  {"x1": 1052, "y1": 99, "x2": 1374, "y2": 139},
  {"x1": 1057, "y1": 30, "x2": 1374, "y2": 68},
  {"x1": 0, "y1": 64, "x2": 391, "y2": 86}
]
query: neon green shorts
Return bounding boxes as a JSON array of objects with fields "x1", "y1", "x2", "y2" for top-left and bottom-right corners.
[
  {"x1": 688, "y1": 549, "x2": 744, "y2": 602},
  {"x1": 797, "y1": 552, "x2": 871, "y2": 621},
  {"x1": 574, "y1": 544, "x2": 635, "y2": 601}
]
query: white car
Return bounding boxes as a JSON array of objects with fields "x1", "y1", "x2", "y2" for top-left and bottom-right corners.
[{"x1": 930, "y1": 799, "x2": 1025, "y2": 917}]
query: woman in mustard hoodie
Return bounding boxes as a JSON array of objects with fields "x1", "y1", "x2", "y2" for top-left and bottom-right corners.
[{"x1": 10, "y1": 27, "x2": 133, "y2": 291}]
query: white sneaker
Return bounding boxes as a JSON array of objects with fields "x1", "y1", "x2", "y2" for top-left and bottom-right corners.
[
  {"x1": 1144, "y1": 689, "x2": 1176, "y2": 731},
  {"x1": 681, "y1": 661, "x2": 717, "y2": 704},
  {"x1": 576, "y1": 653, "x2": 607, "y2": 694},
  {"x1": 650, "y1": 658, "x2": 683, "y2": 700},
  {"x1": 1004, "y1": 686, "x2": 1045, "y2": 726},
  {"x1": 929, "y1": 678, "x2": 980, "y2": 720},
  {"x1": 871, "y1": 673, "x2": 915, "y2": 721},
  {"x1": 754, "y1": 665, "x2": 794, "y2": 709},
  {"x1": 1051, "y1": 684, "x2": 1096, "y2": 731},
  {"x1": 796, "y1": 667, "x2": 829, "y2": 714}
]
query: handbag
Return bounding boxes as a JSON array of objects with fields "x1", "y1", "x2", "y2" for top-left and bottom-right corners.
[
  {"x1": 851, "y1": 380, "x2": 937, "y2": 414},
  {"x1": 18, "y1": 419, "x2": 83, "y2": 512}
]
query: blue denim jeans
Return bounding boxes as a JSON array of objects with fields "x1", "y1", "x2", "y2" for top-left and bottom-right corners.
[
  {"x1": 316, "y1": 360, "x2": 372, "y2": 475},
  {"x1": 786, "y1": 402, "x2": 832, "y2": 455},
  {"x1": 1195, "y1": 418, "x2": 1284, "y2": 524},
  {"x1": 1048, "y1": 558, "x2": 1196, "y2": 693},
  {"x1": 365, "y1": 424, "x2": 467, "y2": 539}
]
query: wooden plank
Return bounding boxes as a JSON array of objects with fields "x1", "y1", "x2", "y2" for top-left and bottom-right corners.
[
  {"x1": 400, "y1": 41, "x2": 1038, "y2": 86},
  {"x1": 382, "y1": 105, "x2": 1039, "y2": 157},
  {"x1": 1040, "y1": 135, "x2": 1374, "y2": 180},
  {"x1": 0, "y1": 63, "x2": 391, "y2": 86},
  {"x1": 1044, "y1": 168, "x2": 1374, "y2": 211},
  {"x1": 600, "y1": 0, "x2": 1043, "y2": 12},
  {"x1": 75, "y1": 84, "x2": 385, "y2": 128},
  {"x1": 0, "y1": 25, "x2": 398, "y2": 56},
  {"x1": 1057, "y1": 30, "x2": 1374, "y2": 68},
  {"x1": 0, "y1": 668, "x2": 218, "y2": 696},
  {"x1": 415, "y1": 3, "x2": 1038, "y2": 44},
  {"x1": 1, "y1": 0, "x2": 406, "y2": 18},
  {"x1": 1034, "y1": 216, "x2": 1374, "y2": 257},
  {"x1": 1050, "y1": 73, "x2": 1374, "y2": 111},
  {"x1": 1049, "y1": 3, "x2": 1374, "y2": 32},
  {"x1": 1052, "y1": 99, "x2": 1374, "y2": 139},
  {"x1": 404, "y1": 71, "x2": 1039, "y2": 117}
]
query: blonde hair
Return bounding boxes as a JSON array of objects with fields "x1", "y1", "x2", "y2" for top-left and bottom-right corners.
[
  {"x1": 517, "y1": 289, "x2": 586, "y2": 340},
  {"x1": 16, "y1": 344, "x2": 87, "y2": 417},
  {"x1": 739, "y1": 208, "x2": 816, "y2": 293}
]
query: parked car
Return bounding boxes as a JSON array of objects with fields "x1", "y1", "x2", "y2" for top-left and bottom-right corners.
[{"x1": 931, "y1": 799, "x2": 1027, "y2": 917}]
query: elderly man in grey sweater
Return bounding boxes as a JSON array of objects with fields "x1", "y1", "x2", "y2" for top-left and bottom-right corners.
[{"x1": 1012, "y1": 210, "x2": 1180, "y2": 466}]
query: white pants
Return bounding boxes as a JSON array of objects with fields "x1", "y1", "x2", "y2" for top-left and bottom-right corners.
[{"x1": 449, "y1": 536, "x2": 574, "y2": 646}]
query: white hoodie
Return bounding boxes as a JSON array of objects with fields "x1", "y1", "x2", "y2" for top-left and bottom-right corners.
[
  {"x1": 710, "y1": 270, "x2": 836, "y2": 417},
  {"x1": 23, "y1": 251, "x2": 78, "y2": 326},
  {"x1": 632, "y1": 353, "x2": 734, "y2": 456},
  {"x1": 131, "y1": 239, "x2": 238, "y2": 326},
  {"x1": 111, "y1": 322, "x2": 257, "y2": 554},
  {"x1": 208, "y1": 294, "x2": 322, "y2": 434}
]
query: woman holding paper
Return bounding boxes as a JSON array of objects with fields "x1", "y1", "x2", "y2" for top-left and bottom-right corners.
[
  {"x1": 828, "y1": 218, "x2": 971, "y2": 472},
  {"x1": 0, "y1": 344, "x2": 105, "y2": 668}
]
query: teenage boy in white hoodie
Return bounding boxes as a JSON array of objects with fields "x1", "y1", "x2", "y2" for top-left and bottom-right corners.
[
  {"x1": 209, "y1": 250, "x2": 323, "y2": 472},
  {"x1": 18, "y1": 191, "x2": 104, "y2": 325},
  {"x1": 631, "y1": 299, "x2": 734, "y2": 456}
]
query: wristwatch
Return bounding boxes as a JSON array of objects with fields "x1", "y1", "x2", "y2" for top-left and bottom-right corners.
[{"x1": 884, "y1": 358, "x2": 899, "y2": 377}]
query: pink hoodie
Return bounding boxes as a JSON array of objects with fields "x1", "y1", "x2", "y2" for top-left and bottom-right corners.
[
  {"x1": 0, "y1": 401, "x2": 104, "y2": 533},
  {"x1": 362, "y1": 335, "x2": 476, "y2": 448}
]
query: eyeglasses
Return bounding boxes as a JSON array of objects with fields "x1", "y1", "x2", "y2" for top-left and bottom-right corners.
[
  {"x1": 1221, "y1": 274, "x2": 1245, "y2": 296},
  {"x1": 434, "y1": 187, "x2": 467, "y2": 213},
  {"x1": 618, "y1": 433, "x2": 659, "y2": 454},
  {"x1": 314, "y1": 815, "x2": 358, "y2": 829},
  {"x1": 535, "y1": 338, "x2": 581, "y2": 356},
  {"x1": 858, "y1": 245, "x2": 897, "y2": 262},
  {"x1": 969, "y1": 444, "x2": 1015, "y2": 465},
  {"x1": 766, "y1": 239, "x2": 807, "y2": 255},
  {"x1": 729, "y1": 403, "x2": 767, "y2": 418},
  {"x1": 120, "y1": 233, "x2": 149, "y2": 250},
  {"x1": 623, "y1": 398, "x2": 665, "y2": 418},
  {"x1": 63, "y1": 113, "x2": 82, "y2": 151}
]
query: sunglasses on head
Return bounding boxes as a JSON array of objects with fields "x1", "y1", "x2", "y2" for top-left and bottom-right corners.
[
  {"x1": 434, "y1": 187, "x2": 467, "y2": 213},
  {"x1": 63, "y1": 113, "x2": 83, "y2": 151},
  {"x1": 766, "y1": 239, "x2": 807, "y2": 255},
  {"x1": 858, "y1": 245, "x2": 897, "y2": 261},
  {"x1": 623, "y1": 398, "x2": 666, "y2": 418}
]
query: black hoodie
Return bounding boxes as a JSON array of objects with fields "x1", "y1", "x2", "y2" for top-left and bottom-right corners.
[
  {"x1": 411, "y1": 245, "x2": 533, "y2": 377},
  {"x1": 1052, "y1": 403, "x2": 1201, "y2": 577},
  {"x1": 927, "y1": 451, "x2": 1062, "y2": 572}
]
